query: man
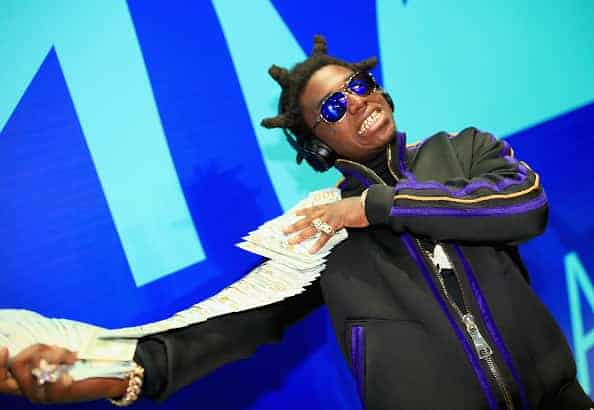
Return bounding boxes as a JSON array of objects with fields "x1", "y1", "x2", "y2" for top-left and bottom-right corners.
[{"x1": 1, "y1": 35, "x2": 591, "y2": 409}]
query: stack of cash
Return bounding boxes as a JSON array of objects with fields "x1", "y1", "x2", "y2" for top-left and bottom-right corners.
[
  {"x1": 100, "y1": 188, "x2": 347, "y2": 340},
  {"x1": 0, "y1": 310, "x2": 136, "y2": 381},
  {"x1": 0, "y1": 188, "x2": 348, "y2": 381}
]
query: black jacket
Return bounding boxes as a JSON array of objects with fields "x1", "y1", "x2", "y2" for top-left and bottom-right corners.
[{"x1": 135, "y1": 127, "x2": 592, "y2": 409}]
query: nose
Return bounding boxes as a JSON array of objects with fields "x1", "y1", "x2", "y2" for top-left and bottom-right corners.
[{"x1": 347, "y1": 92, "x2": 366, "y2": 115}]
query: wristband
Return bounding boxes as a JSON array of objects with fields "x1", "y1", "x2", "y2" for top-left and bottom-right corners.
[{"x1": 109, "y1": 362, "x2": 144, "y2": 407}]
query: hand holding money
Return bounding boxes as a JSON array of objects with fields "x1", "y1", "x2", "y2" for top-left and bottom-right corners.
[
  {"x1": 0, "y1": 309, "x2": 138, "y2": 403},
  {"x1": 284, "y1": 196, "x2": 368, "y2": 254},
  {"x1": 0, "y1": 309, "x2": 138, "y2": 400},
  {"x1": 0, "y1": 344, "x2": 128, "y2": 404}
]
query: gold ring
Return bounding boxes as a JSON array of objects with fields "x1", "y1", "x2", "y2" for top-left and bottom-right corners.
[
  {"x1": 312, "y1": 218, "x2": 334, "y2": 236},
  {"x1": 31, "y1": 359, "x2": 60, "y2": 386}
]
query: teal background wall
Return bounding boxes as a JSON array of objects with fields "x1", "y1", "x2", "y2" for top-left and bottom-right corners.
[{"x1": 1, "y1": 1, "x2": 593, "y2": 408}]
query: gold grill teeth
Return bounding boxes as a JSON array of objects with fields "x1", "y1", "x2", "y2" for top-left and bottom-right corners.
[{"x1": 359, "y1": 110, "x2": 380, "y2": 134}]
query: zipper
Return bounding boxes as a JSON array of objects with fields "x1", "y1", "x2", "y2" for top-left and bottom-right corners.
[
  {"x1": 415, "y1": 238, "x2": 515, "y2": 410},
  {"x1": 464, "y1": 314, "x2": 515, "y2": 410}
]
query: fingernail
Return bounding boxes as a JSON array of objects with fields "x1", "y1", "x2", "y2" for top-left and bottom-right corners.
[
  {"x1": 61, "y1": 373, "x2": 73, "y2": 387},
  {"x1": 6, "y1": 378, "x2": 18, "y2": 391}
]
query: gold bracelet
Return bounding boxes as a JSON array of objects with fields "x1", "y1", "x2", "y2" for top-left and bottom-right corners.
[
  {"x1": 360, "y1": 188, "x2": 369, "y2": 211},
  {"x1": 109, "y1": 362, "x2": 144, "y2": 407}
]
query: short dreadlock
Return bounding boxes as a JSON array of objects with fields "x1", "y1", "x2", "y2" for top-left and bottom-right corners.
[{"x1": 260, "y1": 35, "x2": 377, "y2": 166}]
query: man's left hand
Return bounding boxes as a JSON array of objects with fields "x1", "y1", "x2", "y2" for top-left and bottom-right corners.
[{"x1": 284, "y1": 197, "x2": 369, "y2": 254}]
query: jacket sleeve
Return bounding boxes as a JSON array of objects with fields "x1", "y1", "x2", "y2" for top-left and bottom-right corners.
[
  {"x1": 134, "y1": 280, "x2": 323, "y2": 402},
  {"x1": 364, "y1": 128, "x2": 548, "y2": 244}
]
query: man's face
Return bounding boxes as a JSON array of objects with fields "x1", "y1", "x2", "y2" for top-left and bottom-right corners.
[{"x1": 299, "y1": 64, "x2": 396, "y2": 162}]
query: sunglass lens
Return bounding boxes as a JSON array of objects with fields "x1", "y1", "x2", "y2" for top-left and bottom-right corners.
[
  {"x1": 347, "y1": 72, "x2": 376, "y2": 96},
  {"x1": 321, "y1": 92, "x2": 348, "y2": 122}
]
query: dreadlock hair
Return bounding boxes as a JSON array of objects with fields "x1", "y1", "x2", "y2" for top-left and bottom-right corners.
[{"x1": 260, "y1": 34, "x2": 378, "y2": 171}]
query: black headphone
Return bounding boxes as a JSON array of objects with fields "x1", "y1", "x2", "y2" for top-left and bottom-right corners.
[{"x1": 286, "y1": 91, "x2": 394, "y2": 172}]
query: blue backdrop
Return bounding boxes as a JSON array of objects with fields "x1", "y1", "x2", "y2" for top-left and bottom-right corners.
[{"x1": 1, "y1": 1, "x2": 593, "y2": 408}]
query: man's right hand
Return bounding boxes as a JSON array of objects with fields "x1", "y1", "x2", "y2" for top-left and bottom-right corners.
[{"x1": 0, "y1": 345, "x2": 128, "y2": 404}]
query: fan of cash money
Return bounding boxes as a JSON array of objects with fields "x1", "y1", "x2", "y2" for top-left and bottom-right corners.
[
  {"x1": 0, "y1": 188, "x2": 347, "y2": 381},
  {"x1": 0, "y1": 310, "x2": 137, "y2": 381}
]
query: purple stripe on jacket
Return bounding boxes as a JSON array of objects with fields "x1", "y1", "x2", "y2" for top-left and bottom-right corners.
[
  {"x1": 341, "y1": 169, "x2": 372, "y2": 188},
  {"x1": 338, "y1": 179, "x2": 350, "y2": 190},
  {"x1": 351, "y1": 325, "x2": 365, "y2": 399},
  {"x1": 395, "y1": 149, "x2": 530, "y2": 198},
  {"x1": 401, "y1": 234, "x2": 498, "y2": 410},
  {"x1": 390, "y1": 192, "x2": 546, "y2": 217},
  {"x1": 499, "y1": 139, "x2": 513, "y2": 157},
  {"x1": 395, "y1": 173, "x2": 528, "y2": 198}
]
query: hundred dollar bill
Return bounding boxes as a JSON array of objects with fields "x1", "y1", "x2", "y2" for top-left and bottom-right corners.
[
  {"x1": 235, "y1": 241, "x2": 323, "y2": 270},
  {"x1": 100, "y1": 266, "x2": 316, "y2": 340},
  {"x1": 243, "y1": 214, "x2": 347, "y2": 261},
  {"x1": 37, "y1": 360, "x2": 137, "y2": 382},
  {"x1": 265, "y1": 260, "x2": 322, "y2": 280},
  {"x1": 243, "y1": 232, "x2": 328, "y2": 261},
  {"x1": 287, "y1": 187, "x2": 342, "y2": 213},
  {"x1": 243, "y1": 228, "x2": 346, "y2": 263},
  {"x1": 0, "y1": 309, "x2": 137, "y2": 380},
  {"x1": 102, "y1": 319, "x2": 184, "y2": 340},
  {"x1": 0, "y1": 310, "x2": 103, "y2": 357},
  {"x1": 229, "y1": 277, "x2": 275, "y2": 303},
  {"x1": 78, "y1": 329, "x2": 137, "y2": 361},
  {"x1": 68, "y1": 360, "x2": 136, "y2": 380}
]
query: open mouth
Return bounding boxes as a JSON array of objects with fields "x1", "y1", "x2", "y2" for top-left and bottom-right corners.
[{"x1": 357, "y1": 109, "x2": 382, "y2": 136}]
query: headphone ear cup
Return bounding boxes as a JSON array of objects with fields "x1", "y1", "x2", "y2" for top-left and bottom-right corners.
[
  {"x1": 284, "y1": 130, "x2": 335, "y2": 172},
  {"x1": 301, "y1": 138, "x2": 336, "y2": 172},
  {"x1": 381, "y1": 91, "x2": 394, "y2": 112}
]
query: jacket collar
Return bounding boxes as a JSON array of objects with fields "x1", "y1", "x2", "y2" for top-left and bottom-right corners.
[{"x1": 334, "y1": 131, "x2": 407, "y2": 189}]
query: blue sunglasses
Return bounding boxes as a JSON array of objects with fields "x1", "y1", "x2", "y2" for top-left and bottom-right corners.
[{"x1": 312, "y1": 71, "x2": 379, "y2": 131}]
